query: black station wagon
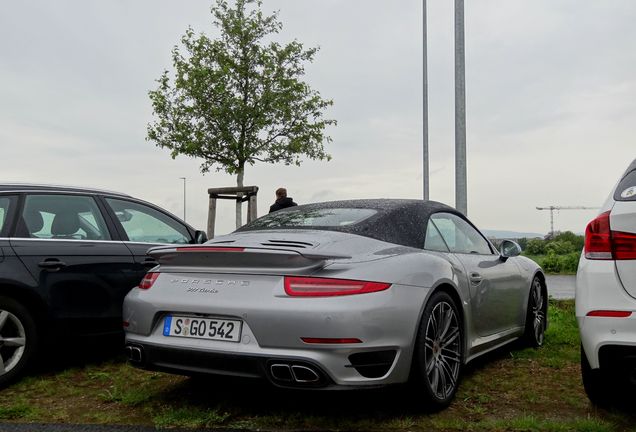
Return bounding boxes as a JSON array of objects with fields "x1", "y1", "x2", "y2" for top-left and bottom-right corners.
[{"x1": 0, "y1": 184, "x2": 207, "y2": 385}]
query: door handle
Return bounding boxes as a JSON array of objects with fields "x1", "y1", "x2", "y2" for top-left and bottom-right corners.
[
  {"x1": 38, "y1": 259, "x2": 67, "y2": 271},
  {"x1": 469, "y1": 272, "x2": 483, "y2": 283}
]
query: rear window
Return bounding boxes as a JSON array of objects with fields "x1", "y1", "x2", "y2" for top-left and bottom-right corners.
[
  {"x1": 18, "y1": 194, "x2": 111, "y2": 240},
  {"x1": 244, "y1": 208, "x2": 378, "y2": 230},
  {"x1": 614, "y1": 170, "x2": 636, "y2": 201}
]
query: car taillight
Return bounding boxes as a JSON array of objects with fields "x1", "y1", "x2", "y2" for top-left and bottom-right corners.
[
  {"x1": 585, "y1": 212, "x2": 613, "y2": 259},
  {"x1": 284, "y1": 276, "x2": 391, "y2": 297},
  {"x1": 584, "y1": 211, "x2": 636, "y2": 260},
  {"x1": 139, "y1": 272, "x2": 159, "y2": 289},
  {"x1": 613, "y1": 231, "x2": 636, "y2": 260}
]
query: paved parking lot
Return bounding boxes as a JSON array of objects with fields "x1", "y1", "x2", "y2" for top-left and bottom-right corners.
[{"x1": 546, "y1": 275, "x2": 575, "y2": 299}]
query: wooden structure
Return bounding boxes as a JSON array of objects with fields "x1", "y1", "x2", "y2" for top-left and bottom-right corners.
[{"x1": 207, "y1": 186, "x2": 259, "y2": 238}]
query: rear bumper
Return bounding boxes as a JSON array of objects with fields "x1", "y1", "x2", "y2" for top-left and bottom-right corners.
[
  {"x1": 578, "y1": 315, "x2": 636, "y2": 369},
  {"x1": 124, "y1": 282, "x2": 430, "y2": 387},
  {"x1": 576, "y1": 258, "x2": 636, "y2": 369},
  {"x1": 124, "y1": 341, "x2": 347, "y2": 388},
  {"x1": 125, "y1": 337, "x2": 407, "y2": 389}
]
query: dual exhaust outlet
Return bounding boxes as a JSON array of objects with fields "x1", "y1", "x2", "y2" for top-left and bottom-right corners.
[
  {"x1": 125, "y1": 343, "x2": 324, "y2": 386},
  {"x1": 269, "y1": 362, "x2": 321, "y2": 384}
]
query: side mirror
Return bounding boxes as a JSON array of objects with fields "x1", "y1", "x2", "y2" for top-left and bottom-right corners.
[
  {"x1": 499, "y1": 239, "x2": 522, "y2": 261},
  {"x1": 194, "y1": 230, "x2": 208, "y2": 244}
]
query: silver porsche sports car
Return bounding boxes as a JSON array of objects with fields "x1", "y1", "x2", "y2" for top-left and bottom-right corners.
[{"x1": 123, "y1": 199, "x2": 547, "y2": 407}]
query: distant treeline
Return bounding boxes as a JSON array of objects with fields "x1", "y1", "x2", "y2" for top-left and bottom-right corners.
[{"x1": 519, "y1": 231, "x2": 583, "y2": 274}]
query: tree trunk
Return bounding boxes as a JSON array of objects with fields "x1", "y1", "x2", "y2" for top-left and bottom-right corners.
[{"x1": 235, "y1": 169, "x2": 244, "y2": 229}]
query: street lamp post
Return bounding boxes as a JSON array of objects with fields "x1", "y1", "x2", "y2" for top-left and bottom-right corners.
[
  {"x1": 422, "y1": 0, "x2": 429, "y2": 201},
  {"x1": 455, "y1": 0, "x2": 467, "y2": 215},
  {"x1": 179, "y1": 177, "x2": 186, "y2": 222}
]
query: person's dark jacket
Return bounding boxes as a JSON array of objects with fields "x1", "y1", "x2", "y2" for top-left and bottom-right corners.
[{"x1": 269, "y1": 197, "x2": 298, "y2": 213}]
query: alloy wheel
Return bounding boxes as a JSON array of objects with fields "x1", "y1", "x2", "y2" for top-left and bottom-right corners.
[
  {"x1": 0, "y1": 310, "x2": 26, "y2": 376},
  {"x1": 531, "y1": 279, "x2": 546, "y2": 345},
  {"x1": 423, "y1": 301, "x2": 461, "y2": 400}
]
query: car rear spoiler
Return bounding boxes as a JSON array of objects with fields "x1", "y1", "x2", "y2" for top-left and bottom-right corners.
[{"x1": 147, "y1": 245, "x2": 351, "y2": 274}]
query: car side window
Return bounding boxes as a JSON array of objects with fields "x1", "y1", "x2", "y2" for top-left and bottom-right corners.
[
  {"x1": 0, "y1": 196, "x2": 11, "y2": 235},
  {"x1": 430, "y1": 213, "x2": 493, "y2": 255},
  {"x1": 424, "y1": 219, "x2": 449, "y2": 252},
  {"x1": 105, "y1": 198, "x2": 191, "y2": 244},
  {"x1": 16, "y1": 194, "x2": 111, "y2": 240}
]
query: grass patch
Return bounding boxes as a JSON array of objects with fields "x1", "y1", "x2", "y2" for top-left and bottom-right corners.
[
  {"x1": 101, "y1": 385, "x2": 154, "y2": 406},
  {"x1": 513, "y1": 299, "x2": 579, "y2": 368},
  {"x1": 0, "y1": 403, "x2": 37, "y2": 420},
  {"x1": 481, "y1": 415, "x2": 616, "y2": 432},
  {"x1": 87, "y1": 370, "x2": 112, "y2": 381},
  {"x1": 153, "y1": 406, "x2": 230, "y2": 429},
  {"x1": 0, "y1": 300, "x2": 633, "y2": 431}
]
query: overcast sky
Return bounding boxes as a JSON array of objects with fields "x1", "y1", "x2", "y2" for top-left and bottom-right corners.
[{"x1": 1, "y1": 0, "x2": 634, "y2": 236}]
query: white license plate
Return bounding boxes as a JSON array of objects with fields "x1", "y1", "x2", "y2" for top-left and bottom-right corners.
[{"x1": 163, "y1": 315, "x2": 242, "y2": 342}]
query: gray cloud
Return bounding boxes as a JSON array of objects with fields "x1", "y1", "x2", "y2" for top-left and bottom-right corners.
[{"x1": 1, "y1": 0, "x2": 634, "y2": 236}]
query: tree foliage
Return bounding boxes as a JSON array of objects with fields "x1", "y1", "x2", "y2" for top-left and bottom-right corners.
[
  {"x1": 525, "y1": 238, "x2": 546, "y2": 255},
  {"x1": 147, "y1": 0, "x2": 335, "y2": 184},
  {"x1": 552, "y1": 231, "x2": 584, "y2": 251},
  {"x1": 545, "y1": 240, "x2": 576, "y2": 255},
  {"x1": 520, "y1": 231, "x2": 584, "y2": 274}
]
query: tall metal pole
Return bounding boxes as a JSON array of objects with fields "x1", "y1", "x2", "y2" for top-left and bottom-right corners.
[
  {"x1": 179, "y1": 177, "x2": 186, "y2": 222},
  {"x1": 422, "y1": 0, "x2": 429, "y2": 201},
  {"x1": 454, "y1": 0, "x2": 467, "y2": 215}
]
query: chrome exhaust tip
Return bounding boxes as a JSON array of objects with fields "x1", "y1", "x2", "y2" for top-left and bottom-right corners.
[
  {"x1": 270, "y1": 363, "x2": 293, "y2": 382},
  {"x1": 125, "y1": 345, "x2": 143, "y2": 363},
  {"x1": 291, "y1": 365, "x2": 320, "y2": 383},
  {"x1": 268, "y1": 360, "x2": 324, "y2": 386}
]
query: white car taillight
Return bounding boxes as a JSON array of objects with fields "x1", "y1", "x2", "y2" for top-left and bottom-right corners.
[
  {"x1": 585, "y1": 212, "x2": 613, "y2": 259},
  {"x1": 584, "y1": 211, "x2": 636, "y2": 260},
  {"x1": 612, "y1": 231, "x2": 636, "y2": 260}
]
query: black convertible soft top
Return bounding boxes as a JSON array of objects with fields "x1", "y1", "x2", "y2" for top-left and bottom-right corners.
[{"x1": 236, "y1": 199, "x2": 467, "y2": 249}]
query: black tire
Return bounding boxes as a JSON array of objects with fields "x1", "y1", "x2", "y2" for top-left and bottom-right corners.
[
  {"x1": 523, "y1": 276, "x2": 547, "y2": 347},
  {"x1": 412, "y1": 291, "x2": 464, "y2": 410},
  {"x1": 0, "y1": 296, "x2": 38, "y2": 387},
  {"x1": 581, "y1": 345, "x2": 611, "y2": 407}
]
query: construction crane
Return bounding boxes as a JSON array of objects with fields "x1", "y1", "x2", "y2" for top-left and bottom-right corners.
[{"x1": 536, "y1": 206, "x2": 599, "y2": 237}]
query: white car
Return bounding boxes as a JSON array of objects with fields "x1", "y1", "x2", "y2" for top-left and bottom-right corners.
[{"x1": 577, "y1": 159, "x2": 636, "y2": 405}]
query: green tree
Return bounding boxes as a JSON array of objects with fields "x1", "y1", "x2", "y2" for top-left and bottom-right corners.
[
  {"x1": 525, "y1": 238, "x2": 545, "y2": 255},
  {"x1": 545, "y1": 240, "x2": 576, "y2": 255},
  {"x1": 553, "y1": 231, "x2": 584, "y2": 251},
  {"x1": 147, "y1": 0, "x2": 336, "y2": 228},
  {"x1": 517, "y1": 237, "x2": 528, "y2": 251}
]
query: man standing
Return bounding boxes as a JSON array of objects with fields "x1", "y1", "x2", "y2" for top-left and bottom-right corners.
[{"x1": 269, "y1": 188, "x2": 298, "y2": 213}]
